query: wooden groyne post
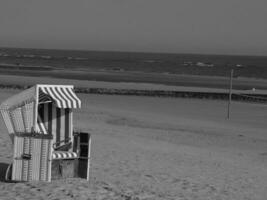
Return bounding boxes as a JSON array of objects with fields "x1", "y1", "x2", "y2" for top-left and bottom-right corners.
[{"x1": 227, "y1": 69, "x2": 234, "y2": 119}]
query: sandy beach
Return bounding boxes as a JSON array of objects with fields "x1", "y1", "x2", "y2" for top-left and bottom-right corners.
[{"x1": 0, "y1": 87, "x2": 267, "y2": 199}]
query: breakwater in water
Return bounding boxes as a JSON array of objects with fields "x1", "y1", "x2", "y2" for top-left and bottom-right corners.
[{"x1": 0, "y1": 84, "x2": 266, "y2": 103}]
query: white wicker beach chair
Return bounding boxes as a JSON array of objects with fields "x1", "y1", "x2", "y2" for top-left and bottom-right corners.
[{"x1": 0, "y1": 84, "x2": 91, "y2": 182}]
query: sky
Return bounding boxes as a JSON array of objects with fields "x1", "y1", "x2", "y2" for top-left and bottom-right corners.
[{"x1": 0, "y1": 0, "x2": 267, "y2": 56}]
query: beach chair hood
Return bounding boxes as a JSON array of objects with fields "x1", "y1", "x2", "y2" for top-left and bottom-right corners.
[{"x1": 0, "y1": 84, "x2": 81, "y2": 135}]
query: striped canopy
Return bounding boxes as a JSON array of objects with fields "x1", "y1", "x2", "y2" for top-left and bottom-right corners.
[
  {"x1": 39, "y1": 85, "x2": 81, "y2": 108},
  {"x1": 0, "y1": 84, "x2": 81, "y2": 135}
]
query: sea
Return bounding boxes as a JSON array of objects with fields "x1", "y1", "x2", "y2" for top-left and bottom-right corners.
[{"x1": 1, "y1": 47, "x2": 267, "y2": 79}]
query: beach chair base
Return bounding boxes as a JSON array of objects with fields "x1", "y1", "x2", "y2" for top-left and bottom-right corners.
[
  {"x1": 51, "y1": 132, "x2": 91, "y2": 181},
  {"x1": 51, "y1": 158, "x2": 90, "y2": 180},
  {"x1": 5, "y1": 132, "x2": 91, "y2": 182},
  {"x1": 51, "y1": 159, "x2": 77, "y2": 180},
  {"x1": 11, "y1": 133, "x2": 53, "y2": 182}
]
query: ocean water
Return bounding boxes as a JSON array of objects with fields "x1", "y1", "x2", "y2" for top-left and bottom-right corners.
[{"x1": 1, "y1": 47, "x2": 267, "y2": 79}]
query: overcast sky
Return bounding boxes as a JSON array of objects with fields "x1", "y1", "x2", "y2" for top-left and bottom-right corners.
[{"x1": 0, "y1": 0, "x2": 267, "y2": 55}]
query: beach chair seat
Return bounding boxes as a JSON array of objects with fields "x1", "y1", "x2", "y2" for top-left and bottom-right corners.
[{"x1": 52, "y1": 151, "x2": 78, "y2": 160}]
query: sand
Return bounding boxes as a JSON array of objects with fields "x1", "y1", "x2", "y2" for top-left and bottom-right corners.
[{"x1": 0, "y1": 89, "x2": 267, "y2": 199}]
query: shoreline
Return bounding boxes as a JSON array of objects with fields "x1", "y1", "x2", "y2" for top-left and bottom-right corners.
[{"x1": 1, "y1": 70, "x2": 267, "y2": 90}]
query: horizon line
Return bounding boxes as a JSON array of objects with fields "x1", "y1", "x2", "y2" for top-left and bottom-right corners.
[{"x1": 0, "y1": 46, "x2": 267, "y2": 58}]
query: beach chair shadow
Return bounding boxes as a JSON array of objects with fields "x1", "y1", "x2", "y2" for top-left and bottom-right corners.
[{"x1": 0, "y1": 162, "x2": 10, "y2": 181}]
